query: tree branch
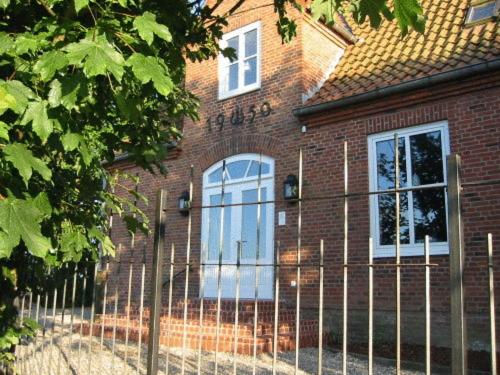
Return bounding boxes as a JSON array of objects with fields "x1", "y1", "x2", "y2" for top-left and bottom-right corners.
[{"x1": 36, "y1": 0, "x2": 56, "y2": 17}]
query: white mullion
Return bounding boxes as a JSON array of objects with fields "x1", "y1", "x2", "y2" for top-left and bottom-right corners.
[
  {"x1": 238, "y1": 34, "x2": 244, "y2": 90},
  {"x1": 404, "y1": 136, "x2": 415, "y2": 247}
]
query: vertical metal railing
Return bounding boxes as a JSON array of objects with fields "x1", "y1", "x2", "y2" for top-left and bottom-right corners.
[
  {"x1": 488, "y1": 233, "x2": 497, "y2": 375},
  {"x1": 342, "y1": 141, "x2": 349, "y2": 375},
  {"x1": 214, "y1": 159, "x2": 227, "y2": 375},
  {"x1": 447, "y1": 154, "x2": 468, "y2": 375},
  {"x1": 294, "y1": 148, "x2": 303, "y2": 375},
  {"x1": 13, "y1": 146, "x2": 500, "y2": 375},
  {"x1": 181, "y1": 165, "x2": 194, "y2": 375},
  {"x1": 146, "y1": 189, "x2": 167, "y2": 375}
]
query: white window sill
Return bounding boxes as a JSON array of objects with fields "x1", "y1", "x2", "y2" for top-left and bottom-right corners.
[
  {"x1": 218, "y1": 84, "x2": 260, "y2": 101},
  {"x1": 374, "y1": 243, "x2": 449, "y2": 258}
]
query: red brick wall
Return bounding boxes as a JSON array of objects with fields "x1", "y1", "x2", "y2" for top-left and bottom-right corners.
[{"x1": 106, "y1": 2, "x2": 500, "y2": 349}]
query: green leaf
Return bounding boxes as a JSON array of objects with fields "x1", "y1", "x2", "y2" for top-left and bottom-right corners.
[
  {"x1": 0, "y1": 80, "x2": 34, "y2": 114},
  {"x1": 32, "y1": 192, "x2": 52, "y2": 216},
  {"x1": 133, "y1": 11, "x2": 172, "y2": 45},
  {"x1": 0, "y1": 86, "x2": 16, "y2": 115},
  {"x1": 21, "y1": 100, "x2": 53, "y2": 142},
  {"x1": 61, "y1": 132, "x2": 82, "y2": 151},
  {"x1": 60, "y1": 222, "x2": 88, "y2": 261},
  {"x1": 64, "y1": 35, "x2": 124, "y2": 81},
  {"x1": 0, "y1": 121, "x2": 9, "y2": 141},
  {"x1": 0, "y1": 197, "x2": 52, "y2": 259},
  {"x1": 0, "y1": 0, "x2": 10, "y2": 9},
  {"x1": 48, "y1": 75, "x2": 87, "y2": 110},
  {"x1": 3, "y1": 143, "x2": 52, "y2": 186},
  {"x1": 74, "y1": 0, "x2": 89, "y2": 13},
  {"x1": 0, "y1": 33, "x2": 13, "y2": 54},
  {"x1": 127, "y1": 53, "x2": 173, "y2": 96},
  {"x1": 351, "y1": 0, "x2": 393, "y2": 28},
  {"x1": 394, "y1": 0, "x2": 425, "y2": 35},
  {"x1": 311, "y1": 0, "x2": 337, "y2": 25},
  {"x1": 89, "y1": 226, "x2": 115, "y2": 256},
  {"x1": 34, "y1": 51, "x2": 68, "y2": 82},
  {"x1": 14, "y1": 34, "x2": 40, "y2": 55}
]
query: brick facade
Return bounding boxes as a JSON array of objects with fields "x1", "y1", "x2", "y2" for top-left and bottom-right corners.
[{"x1": 106, "y1": 0, "x2": 500, "y2": 355}]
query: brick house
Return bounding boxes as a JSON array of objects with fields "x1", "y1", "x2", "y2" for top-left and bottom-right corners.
[{"x1": 107, "y1": 0, "x2": 500, "y2": 360}]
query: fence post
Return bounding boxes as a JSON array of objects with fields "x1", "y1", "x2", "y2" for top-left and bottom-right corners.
[
  {"x1": 447, "y1": 154, "x2": 467, "y2": 375},
  {"x1": 147, "y1": 189, "x2": 167, "y2": 375}
]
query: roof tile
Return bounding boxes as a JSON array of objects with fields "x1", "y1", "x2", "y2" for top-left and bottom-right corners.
[{"x1": 306, "y1": 0, "x2": 500, "y2": 106}]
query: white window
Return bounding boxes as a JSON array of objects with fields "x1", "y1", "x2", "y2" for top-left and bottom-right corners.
[
  {"x1": 368, "y1": 121, "x2": 450, "y2": 257},
  {"x1": 201, "y1": 154, "x2": 274, "y2": 299},
  {"x1": 218, "y1": 21, "x2": 261, "y2": 100}
]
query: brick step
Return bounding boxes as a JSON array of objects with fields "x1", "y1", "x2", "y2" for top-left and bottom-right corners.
[
  {"x1": 127, "y1": 300, "x2": 290, "y2": 317},
  {"x1": 80, "y1": 321, "x2": 327, "y2": 355},
  {"x1": 115, "y1": 310, "x2": 297, "y2": 326},
  {"x1": 99, "y1": 315, "x2": 318, "y2": 337}
]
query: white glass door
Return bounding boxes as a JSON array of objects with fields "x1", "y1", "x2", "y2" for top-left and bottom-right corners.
[{"x1": 201, "y1": 154, "x2": 274, "y2": 300}]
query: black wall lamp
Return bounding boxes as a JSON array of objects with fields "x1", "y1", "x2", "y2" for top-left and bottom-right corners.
[
  {"x1": 178, "y1": 191, "x2": 191, "y2": 215},
  {"x1": 283, "y1": 174, "x2": 299, "y2": 201}
]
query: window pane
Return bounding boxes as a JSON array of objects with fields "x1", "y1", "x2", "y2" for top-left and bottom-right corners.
[
  {"x1": 245, "y1": 29, "x2": 257, "y2": 57},
  {"x1": 208, "y1": 167, "x2": 222, "y2": 183},
  {"x1": 208, "y1": 167, "x2": 230, "y2": 183},
  {"x1": 227, "y1": 160, "x2": 249, "y2": 179},
  {"x1": 244, "y1": 57, "x2": 257, "y2": 86},
  {"x1": 247, "y1": 161, "x2": 270, "y2": 177},
  {"x1": 378, "y1": 193, "x2": 410, "y2": 245},
  {"x1": 227, "y1": 36, "x2": 239, "y2": 60},
  {"x1": 241, "y1": 188, "x2": 267, "y2": 259},
  {"x1": 410, "y1": 131, "x2": 444, "y2": 186},
  {"x1": 376, "y1": 137, "x2": 407, "y2": 190},
  {"x1": 208, "y1": 193, "x2": 232, "y2": 261},
  {"x1": 413, "y1": 188, "x2": 447, "y2": 243},
  {"x1": 228, "y1": 63, "x2": 239, "y2": 91}
]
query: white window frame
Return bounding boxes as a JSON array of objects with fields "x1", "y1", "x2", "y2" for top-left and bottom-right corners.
[
  {"x1": 218, "y1": 21, "x2": 261, "y2": 100},
  {"x1": 368, "y1": 121, "x2": 451, "y2": 258}
]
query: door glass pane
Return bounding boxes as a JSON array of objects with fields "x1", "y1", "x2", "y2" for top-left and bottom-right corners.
[
  {"x1": 244, "y1": 57, "x2": 257, "y2": 86},
  {"x1": 227, "y1": 160, "x2": 249, "y2": 179},
  {"x1": 247, "y1": 161, "x2": 269, "y2": 177},
  {"x1": 228, "y1": 63, "x2": 238, "y2": 91},
  {"x1": 413, "y1": 188, "x2": 447, "y2": 243},
  {"x1": 410, "y1": 131, "x2": 444, "y2": 185},
  {"x1": 208, "y1": 193, "x2": 232, "y2": 261},
  {"x1": 245, "y1": 29, "x2": 257, "y2": 57},
  {"x1": 378, "y1": 193, "x2": 410, "y2": 245},
  {"x1": 241, "y1": 188, "x2": 267, "y2": 259},
  {"x1": 376, "y1": 137, "x2": 407, "y2": 190}
]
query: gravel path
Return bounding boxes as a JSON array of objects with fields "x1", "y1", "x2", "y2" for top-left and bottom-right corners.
[{"x1": 15, "y1": 329, "x2": 427, "y2": 375}]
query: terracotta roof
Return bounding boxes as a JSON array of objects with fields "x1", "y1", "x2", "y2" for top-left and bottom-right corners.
[{"x1": 305, "y1": 0, "x2": 500, "y2": 106}]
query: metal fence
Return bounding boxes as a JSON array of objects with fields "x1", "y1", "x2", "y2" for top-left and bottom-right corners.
[{"x1": 9, "y1": 138, "x2": 500, "y2": 375}]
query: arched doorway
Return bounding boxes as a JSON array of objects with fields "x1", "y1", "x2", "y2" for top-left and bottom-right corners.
[{"x1": 201, "y1": 153, "x2": 275, "y2": 299}]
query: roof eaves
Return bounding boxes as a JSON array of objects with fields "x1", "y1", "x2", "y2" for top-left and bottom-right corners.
[{"x1": 293, "y1": 58, "x2": 500, "y2": 117}]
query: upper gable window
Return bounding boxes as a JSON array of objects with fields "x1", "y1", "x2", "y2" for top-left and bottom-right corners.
[
  {"x1": 465, "y1": 0, "x2": 498, "y2": 25},
  {"x1": 218, "y1": 21, "x2": 261, "y2": 100}
]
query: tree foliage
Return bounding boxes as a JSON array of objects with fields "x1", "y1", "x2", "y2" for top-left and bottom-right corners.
[{"x1": 0, "y1": 0, "x2": 424, "y2": 368}]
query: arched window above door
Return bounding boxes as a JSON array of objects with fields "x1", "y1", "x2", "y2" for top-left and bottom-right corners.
[{"x1": 204, "y1": 153, "x2": 274, "y2": 186}]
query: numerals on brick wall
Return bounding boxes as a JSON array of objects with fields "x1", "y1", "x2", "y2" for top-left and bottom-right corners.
[{"x1": 206, "y1": 101, "x2": 272, "y2": 132}]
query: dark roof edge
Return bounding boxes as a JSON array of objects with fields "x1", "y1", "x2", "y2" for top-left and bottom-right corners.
[{"x1": 293, "y1": 59, "x2": 500, "y2": 118}]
